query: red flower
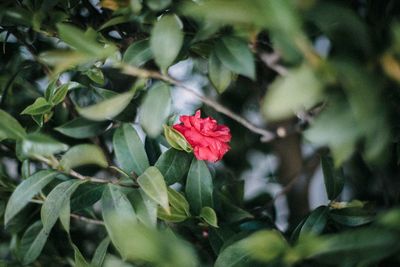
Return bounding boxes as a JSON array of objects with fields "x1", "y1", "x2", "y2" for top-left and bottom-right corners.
[{"x1": 173, "y1": 110, "x2": 231, "y2": 162}]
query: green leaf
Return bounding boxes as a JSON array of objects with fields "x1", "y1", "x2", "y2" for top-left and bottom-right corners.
[
  {"x1": 140, "y1": 82, "x2": 172, "y2": 137},
  {"x1": 155, "y1": 148, "x2": 192, "y2": 185},
  {"x1": 55, "y1": 118, "x2": 111, "y2": 139},
  {"x1": 86, "y1": 68, "x2": 105, "y2": 85},
  {"x1": 91, "y1": 237, "x2": 110, "y2": 267},
  {"x1": 70, "y1": 184, "x2": 105, "y2": 211},
  {"x1": 113, "y1": 123, "x2": 149, "y2": 175},
  {"x1": 215, "y1": 230, "x2": 288, "y2": 267},
  {"x1": 59, "y1": 201, "x2": 70, "y2": 232},
  {"x1": 73, "y1": 243, "x2": 91, "y2": 267},
  {"x1": 41, "y1": 179, "x2": 85, "y2": 234},
  {"x1": 298, "y1": 206, "x2": 329, "y2": 240},
  {"x1": 0, "y1": 109, "x2": 26, "y2": 140},
  {"x1": 137, "y1": 166, "x2": 170, "y2": 214},
  {"x1": 4, "y1": 170, "x2": 58, "y2": 225},
  {"x1": 262, "y1": 64, "x2": 323, "y2": 121},
  {"x1": 21, "y1": 97, "x2": 53, "y2": 116},
  {"x1": 330, "y1": 207, "x2": 375, "y2": 227},
  {"x1": 163, "y1": 125, "x2": 193, "y2": 153},
  {"x1": 101, "y1": 218, "x2": 198, "y2": 267},
  {"x1": 200, "y1": 207, "x2": 218, "y2": 227},
  {"x1": 150, "y1": 14, "x2": 184, "y2": 72},
  {"x1": 215, "y1": 36, "x2": 255, "y2": 80},
  {"x1": 57, "y1": 24, "x2": 115, "y2": 58},
  {"x1": 209, "y1": 50, "x2": 233, "y2": 93},
  {"x1": 39, "y1": 50, "x2": 91, "y2": 74},
  {"x1": 304, "y1": 101, "x2": 362, "y2": 166},
  {"x1": 181, "y1": 0, "x2": 266, "y2": 27},
  {"x1": 101, "y1": 184, "x2": 137, "y2": 258},
  {"x1": 127, "y1": 189, "x2": 158, "y2": 227},
  {"x1": 50, "y1": 84, "x2": 70, "y2": 105},
  {"x1": 60, "y1": 144, "x2": 108, "y2": 171},
  {"x1": 306, "y1": 228, "x2": 400, "y2": 265},
  {"x1": 158, "y1": 188, "x2": 190, "y2": 223},
  {"x1": 17, "y1": 221, "x2": 49, "y2": 265},
  {"x1": 123, "y1": 39, "x2": 153, "y2": 67},
  {"x1": 17, "y1": 133, "x2": 69, "y2": 159},
  {"x1": 186, "y1": 158, "x2": 213, "y2": 214},
  {"x1": 146, "y1": 0, "x2": 171, "y2": 11},
  {"x1": 77, "y1": 90, "x2": 135, "y2": 121},
  {"x1": 321, "y1": 155, "x2": 345, "y2": 200},
  {"x1": 98, "y1": 16, "x2": 131, "y2": 30}
]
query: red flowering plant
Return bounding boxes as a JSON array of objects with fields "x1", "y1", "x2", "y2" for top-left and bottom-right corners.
[{"x1": 165, "y1": 110, "x2": 231, "y2": 162}]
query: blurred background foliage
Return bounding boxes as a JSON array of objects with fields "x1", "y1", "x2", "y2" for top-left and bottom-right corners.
[{"x1": 1, "y1": 0, "x2": 400, "y2": 266}]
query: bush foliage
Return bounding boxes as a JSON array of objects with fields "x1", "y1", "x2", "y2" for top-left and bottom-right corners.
[{"x1": 1, "y1": 0, "x2": 400, "y2": 266}]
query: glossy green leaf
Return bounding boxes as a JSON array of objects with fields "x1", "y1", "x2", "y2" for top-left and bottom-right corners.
[
  {"x1": 298, "y1": 206, "x2": 329, "y2": 240},
  {"x1": 145, "y1": 137, "x2": 162, "y2": 165},
  {"x1": 262, "y1": 64, "x2": 323, "y2": 121},
  {"x1": 209, "y1": 50, "x2": 233, "y2": 93},
  {"x1": 150, "y1": 15, "x2": 184, "y2": 72},
  {"x1": 77, "y1": 91, "x2": 135, "y2": 121},
  {"x1": 215, "y1": 36, "x2": 255, "y2": 80},
  {"x1": 4, "y1": 170, "x2": 58, "y2": 225},
  {"x1": 55, "y1": 118, "x2": 111, "y2": 139},
  {"x1": 123, "y1": 39, "x2": 153, "y2": 67},
  {"x1": 0, "y1": 109, "x2": 26, "y2": 140},
  {"x1": 113, "y1": 123, "x2": 149, "y2": 175},
  {"x1": 200, "y1": 207, "x2": 218, "y2": 227},
  {"x1": 140, "y1": 83, "x2": 172, "y2": 137},
  {"x1": 50, "y1": 84, "x2": 70, "y2": 105},
  {"x1": 21, "y1": 97, "x2": 52, "y2": 116},
  {"x1": 41, "y1": 179, "x2": 85, "y2": 234},
  {"x1": 137, "y1": 166, "x2": 170, "y2": 214},
  {"x1": 155, "y1": 148, "x2": 192, "y2": 185},
  {"x1": 60, "y1": 144, "x2": 108, "y2": 171},
  {"x1": 18, "y1": 221, "x2": 49, "y2": 265},
  {"x1": 17, "y1": 133, "x2": 69, "y2": 159},
  {"x1": 330, "y1": 207, "x2": 375, "y2": 226},
  {"x1": 321, "y1": 155, "x2": 345, "y2": 200},
  {"x1": 91, "y1": 237, "x2": 110, "y2": 267},
  {"x1": 186, "y1": 158, "x2": 213, "y2": 214}
]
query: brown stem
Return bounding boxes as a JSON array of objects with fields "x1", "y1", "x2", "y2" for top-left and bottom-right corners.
[
  {"x1": 121, "y1": 64, "x2": 277, "y2": 142},
  {"x1": 70, "y1": 213, "x2": 104, "y2": 226}
]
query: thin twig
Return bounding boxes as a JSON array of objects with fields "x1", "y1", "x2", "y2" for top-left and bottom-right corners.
[
  {"x1": 259, "y1": 52, "x2": 289, "y2": 76},
  {"x1": 121, "y1": 64, "x2": 277, "y2": 142},
  {"x1": 29, "y1": 200, "x2": 105, "y2": 225},
  {"x1": 70, "y1": 213, "x2": 105, "y2": 226}
]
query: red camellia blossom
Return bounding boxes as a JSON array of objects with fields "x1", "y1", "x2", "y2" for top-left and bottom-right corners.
[{"x1": 173, "y1": 110, "x2": 231, "y2": 162}]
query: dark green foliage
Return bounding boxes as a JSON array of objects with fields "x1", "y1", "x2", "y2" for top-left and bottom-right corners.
[{"x1": 1, "y1": 0, "x2": 400, "y2": 266}]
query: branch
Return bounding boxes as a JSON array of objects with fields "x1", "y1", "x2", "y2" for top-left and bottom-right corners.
[
  {"x1": 30, "y1": 199, "x2": 105, "y2": 226},
  {"x1": 121, "y1": 64, "x2": 277, "y2": 142},
  {"x1": 70, "y1": 213, "x2": 104, "y2": 226},
  {"x1": 259, "y1": 52, "x2": 289, "y2": 76}
]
